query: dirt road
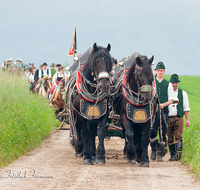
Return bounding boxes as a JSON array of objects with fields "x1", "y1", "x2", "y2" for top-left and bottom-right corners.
[{"x1": 0, "y1": 128, "x2": 200, "y2": 190}]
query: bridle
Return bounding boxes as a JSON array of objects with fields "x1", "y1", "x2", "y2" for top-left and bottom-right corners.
[
  {"x1": 134, "y1": 64, "x2": 152, "y2": 96},
  {"x1": 92, "y1": 57, "x2": 110, "y2": 85},
  {"x1": 121, "y1": 63, "x2": 154, "y2": 106}
]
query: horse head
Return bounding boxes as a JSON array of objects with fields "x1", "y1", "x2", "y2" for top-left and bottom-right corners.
[
  {"x1": 85, "y1": 43, "x2": 112, "y2": 94},
  {"x1": 128, "y1": 55, "x2": 154, "y2": 104}
]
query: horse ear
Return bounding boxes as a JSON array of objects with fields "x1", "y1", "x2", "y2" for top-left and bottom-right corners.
[
  {"x1": 93, "y1": 43, "x2": 98, "y2": 52},
  {"x1": 136, "y1": 57, "x2": 142, "y2": 66},
  {"x1": 107, "y1": 43, "x2": 111, "y2": 52},
  {"x1": 149, "y1": 55, "x2": 154, "y2": 65}
]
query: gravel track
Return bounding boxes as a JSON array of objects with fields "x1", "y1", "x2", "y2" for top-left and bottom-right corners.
[{"x1": 0, "y1": 128, "x2": 200, "y2": 190}]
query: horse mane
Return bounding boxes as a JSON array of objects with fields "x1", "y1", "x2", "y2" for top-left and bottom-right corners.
[
  {"x1": 81, "y1": 45, "x2": 113, "y2": 78},
  {"x1": 61, "y1": 76, "x2": 69, "y2": 90},
  {"x1": 127, "y1": 55, "x2": 153, "y2": 83}
]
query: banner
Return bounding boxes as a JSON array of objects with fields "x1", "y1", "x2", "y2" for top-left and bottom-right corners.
[{"x1": 67, "y1": 28, "x2": 77, "y2": 57}]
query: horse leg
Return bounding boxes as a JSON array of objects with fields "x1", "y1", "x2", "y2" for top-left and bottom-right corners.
[
  {"x1": 134, "y1": 125, "x2": 142, "y2": 163},
  {"x1": 95, "y1": 114, "x2": 108, "y2": 164},
  {"x1": 88, "y1": 120, "x2": 97, "y2": 161},
  {"x1": 74, "y1": 119, "x2": 84, "y2": 157},
  {"x1": 122, "y1": 115, "x2": 136, "y2": 163},
  {"x1": 123, "y1": 138, "x2": 128, "y2": 158},
  {"x1": 139, "y1": 123, "x2": 150, "y2": 167},
  {"x1": 81, "y1": 120, "x2": 94, "y2": 165}
]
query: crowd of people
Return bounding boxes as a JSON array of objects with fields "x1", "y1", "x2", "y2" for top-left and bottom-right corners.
[{"x1": 1, "y1": 58, "x2": 70, "y2": 99}]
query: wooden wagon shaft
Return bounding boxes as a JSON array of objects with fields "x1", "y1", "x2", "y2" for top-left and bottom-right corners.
[
  {"x1": 58, "y1": 127, "x2": 70, "y2": 130},
  {"x1": 59, "y1": 113, "x2": 70, "y2": 116},
  {"x1": 107, "y1": 124, "x2": 123, "y2": 132},
  {"x1": 108, "y1": 114, "x2": 121, "y2": 120}
]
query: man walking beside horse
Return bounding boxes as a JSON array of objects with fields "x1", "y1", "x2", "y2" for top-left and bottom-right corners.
[
  {"x1": 167, "y1": 74, "x2": 190, "y2": 161},
  {"x1": 150, "y1": 62, "x2": 173, "y2": 162}
]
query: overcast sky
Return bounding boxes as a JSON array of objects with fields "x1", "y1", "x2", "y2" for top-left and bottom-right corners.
[{"x1": 1, "y1": 0, "x2": 200, "y2": 75}]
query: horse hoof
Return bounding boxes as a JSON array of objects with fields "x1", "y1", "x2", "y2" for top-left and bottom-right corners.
[
  {"x1": 139, "y1": 162, "x2": 149, "y2": 167},
  {"x1": 92, "y1": 156, "x2": 96, "y2": 161},
  {"x1": 126, "y1": 159, "x2": 136, "y2": 164},
  {"x1": 95, "y1": 158, "x2": 105, "y2": 164},
  {"x1": 136, "y1": 158, "x2": 141, "y2": 163},
  {"x1": 84, "y1": 159, "x2": 94, "y2": 165},
  {"x1": 76, "y1": 153, "x2": 83, "y2": 158}
]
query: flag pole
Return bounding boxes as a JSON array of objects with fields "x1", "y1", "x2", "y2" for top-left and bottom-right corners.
[
  {"x1": 73, "y1": 26, "x2": 76, "y2": 59},
  {"x1": 67, "y1": 25, "x2": 77, "y2": 59}
]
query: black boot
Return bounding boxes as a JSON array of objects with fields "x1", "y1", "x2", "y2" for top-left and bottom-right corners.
[
  {"x1": 175, "y1": 141, "x2": 182, "y2": 161},
  {"x1": 169, "y1": 144, "x2": 177, "y2": 161},
  {"x1": 150, "y1": 140, "x2": 157, "y2": 160}
]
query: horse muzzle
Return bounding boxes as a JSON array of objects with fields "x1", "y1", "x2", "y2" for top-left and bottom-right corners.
[
  {"x1": 140, "y1": 85, "x2": 152, "y2": 103},
  {"x1": 98, "y1": 72, "x2": 110, "y2": 94}
]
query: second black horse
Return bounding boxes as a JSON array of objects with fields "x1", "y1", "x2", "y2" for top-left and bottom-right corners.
[{"x1": 114, "y1": 53, "x2": 157, "y2": 167}]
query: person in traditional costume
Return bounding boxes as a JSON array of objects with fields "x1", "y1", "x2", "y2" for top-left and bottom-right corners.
[
  {"x1": 30, "y1": 65, "x2": 42, "y2": 91},
  {"x1": 167, "y1": 74, "x2": 190, "y2": 161},
  {"x1": 34, "y1": 65, "x2": 42, "y2": 81},
  {"x1": 38, "y1": 62, "x2": 51, "y2": 79},
  {"x1": 34, "y1": 63, "x2": 51, "y2": 92},
  {"x1": 29, "y1": 67, "x2": 35, "y2": 84},
  {"x1": 22, "y1": 66, "x2": 32, "y2": 81},
  {"x1": 6, "y1": 58, "x2": 13, "y2": 70},
  {"x1": 16, "y1": 58, "x2": 23, "y2": 69},
  {"x1": 29, "y1": 63, "x2": 32, "y2": 72},
  {"x1": 50, "y1": 63, "x2": 56, "y2": 76},
  {"x1": 49, "y1": 66, "x2": 67, "y2": 99},
  {"x1": 149, "y1": 62, "x2": 173, "y2": 162},
  {"x1": 56, "y1": 63, "x2": 62, "y2": 67}
]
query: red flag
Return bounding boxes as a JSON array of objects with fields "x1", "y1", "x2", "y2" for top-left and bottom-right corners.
[{"x1": 67, "y1": 28, "x2": 77, "y2": 57}]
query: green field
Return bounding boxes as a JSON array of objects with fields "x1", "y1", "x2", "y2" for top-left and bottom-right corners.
[
  {"x1": 165, "y1": 75, "x2": 200, "y2": 179},
  {"x1": 0, "y1": 70, "x2": 60, "y2": 167}
]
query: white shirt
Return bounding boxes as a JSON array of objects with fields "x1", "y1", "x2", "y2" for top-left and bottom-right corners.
[
  {"x1": 39, "y1": 68, "x2": 51, "y2": 78},
  {"x1": 52, "y1": 72, "x2": 66, "y2": 81},
  {"x1": 168, "y1": 88, "x2": 190, "y2": 116},
  {"x1": 22, "y1": 71, "x2": 31, "y2": 80},
  {"x1": 29, "y1": 74, "x2": 34, "y2": 82},
  {"x1": 26, "y1": 72, "x2": 31, "y2": 78}
]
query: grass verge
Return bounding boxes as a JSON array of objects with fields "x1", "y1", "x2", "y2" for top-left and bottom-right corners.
[
  {"x1": 0, "y1": 70, "x2": 60, "y2": 167},
  {"x1": 165, "y1": 75, "x2": 200, "y2": 179}
]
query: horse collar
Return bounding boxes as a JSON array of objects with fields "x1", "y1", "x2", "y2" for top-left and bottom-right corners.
[{"x1": 76, "y1": 70, "x2": 107, "y2": 103}]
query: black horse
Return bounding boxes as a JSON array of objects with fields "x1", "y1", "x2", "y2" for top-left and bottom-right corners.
[
  {"x1": 113, "y1": 53, "x2": 157, "y2": 167},
  {"x1": 67, "y1": 43, "x2": 113, "y2": 165}
]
